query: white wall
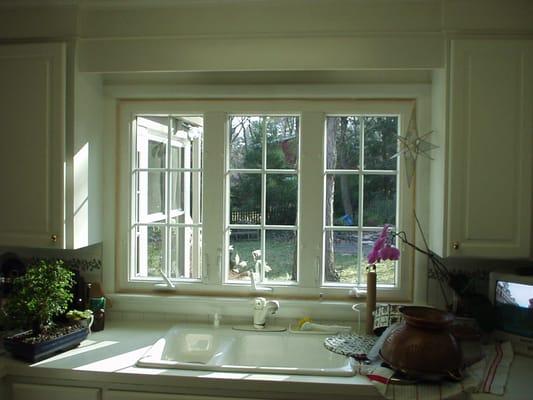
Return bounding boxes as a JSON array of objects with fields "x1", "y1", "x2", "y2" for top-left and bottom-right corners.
[
  {"x1": 0, "y1": 0, "x2": 531, "y2": 302},
  {"x1": 72, "y1": 72, "x2": 104, "y2": 249}
]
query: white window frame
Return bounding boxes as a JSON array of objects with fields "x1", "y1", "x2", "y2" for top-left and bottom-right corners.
[
  {"x1": 130, "y1": 115, "x2": 203, "y2": 281},
  {"x1": 116, "y1": 100, "x2": 415, "y2": 301},
  {"x1": 226, "y1": 114, "x2": 300, "y2": 286},
  {"x1": 322, "y1": 114, "x2": 401, "y2": 288}
]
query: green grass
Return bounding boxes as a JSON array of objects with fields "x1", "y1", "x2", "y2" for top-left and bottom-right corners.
[{"x1": 230, "y1": 238, "x2": 396, "y2": 285}]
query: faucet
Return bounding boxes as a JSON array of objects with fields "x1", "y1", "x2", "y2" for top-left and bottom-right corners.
[{"x1": 253, "y1": 297, "x2": 280, "y2": 329}]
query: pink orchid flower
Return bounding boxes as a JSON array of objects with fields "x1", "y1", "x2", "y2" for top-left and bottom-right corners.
[{"x1": 367, "y1": 224, "x2": 400, "y2": 265}]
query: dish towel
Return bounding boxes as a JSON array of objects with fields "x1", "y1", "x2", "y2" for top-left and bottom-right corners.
[
  {"x1": 360, "y1": 341, "x2": 514, "y2": 400},
  {"x1": 471, "y1": 341, "x2": 514, "y2": 395}
]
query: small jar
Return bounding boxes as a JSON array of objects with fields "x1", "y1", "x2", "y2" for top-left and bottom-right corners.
[{"x1": 91, "y1": 308, "x2": 105, "y2": 332}]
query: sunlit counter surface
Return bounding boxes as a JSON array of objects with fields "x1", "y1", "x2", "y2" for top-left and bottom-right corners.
[
  {"x1": 1, "y1": 320, "x2": 532, "y2": 400},
  {"x1": 0, "y1": 320, "x2": 380, "y2": 400}
]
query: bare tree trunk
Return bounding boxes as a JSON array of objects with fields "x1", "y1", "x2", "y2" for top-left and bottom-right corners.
[
  {"x1": 325, "y1": 118, "x2": 339, "y2": 282},
  {"x1": 338, "y1": 117, "x2": 353, "y2": 221}
]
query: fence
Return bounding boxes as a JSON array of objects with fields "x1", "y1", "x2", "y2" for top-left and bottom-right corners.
[{"x1": 231, "y1": 205, "x2": 297, "y2": 226}]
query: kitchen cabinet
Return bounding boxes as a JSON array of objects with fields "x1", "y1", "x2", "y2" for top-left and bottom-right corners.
[
  {"x1": 12, "y1": 383, "x2": 99, "y2": 400},
  {"x1": 431, "y1": 39, "x2": 533, "y2": 258},
  {"x1": 0, "y1": 43, "x2": 66, "y2": 248},
  {"x1": 104, "y1": 390, "x2": 262, "y2": 400}
]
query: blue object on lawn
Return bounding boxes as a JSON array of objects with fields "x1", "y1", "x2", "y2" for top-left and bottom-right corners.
[{"x1": 341, "y1": 214, "x2": 354, "y2": 226}]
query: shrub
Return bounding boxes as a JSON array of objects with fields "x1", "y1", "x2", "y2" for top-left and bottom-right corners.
[{"x1": 5, "y1": 259, "x2": 74, "y2": 334}]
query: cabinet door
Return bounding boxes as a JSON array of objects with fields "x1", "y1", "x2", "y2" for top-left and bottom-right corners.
[
  {"x1": 0, "y1": 43, "x2": 65, "y2": 248},
  {"x1": 104, "y1": 390, "x2": 261, "y2": 400},
  {"x1": 12, "y1": 383, "x2": 99, "y2": 400},
  {"x1": 447, "y1": 39, "x2": 532, "y2": 258}
]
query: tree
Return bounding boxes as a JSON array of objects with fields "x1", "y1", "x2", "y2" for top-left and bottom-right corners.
[{"x1": 6, "y1": 260, "x2": 74, "y2": 334}]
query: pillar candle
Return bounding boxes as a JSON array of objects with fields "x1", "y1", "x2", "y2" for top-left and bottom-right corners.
[{"x1": 366, "y1": 267, "x2": 377, "y2": 335}]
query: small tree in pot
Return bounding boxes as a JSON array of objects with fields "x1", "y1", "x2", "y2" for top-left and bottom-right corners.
[
  {"x1": 6, "y1": 259, "x2": 74, "y2": 334},
  {"x1": 3, "y1": 260, "x2": 90, "y2": 361}
]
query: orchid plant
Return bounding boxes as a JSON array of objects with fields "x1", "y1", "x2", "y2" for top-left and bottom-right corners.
[{"x1": 367, "y1": 224, "x2": 400, "y2": 267}]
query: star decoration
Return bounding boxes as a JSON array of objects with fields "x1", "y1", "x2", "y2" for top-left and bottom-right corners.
[{"x1": 392, "y1": 106, "x2": 439, "y2": 187}]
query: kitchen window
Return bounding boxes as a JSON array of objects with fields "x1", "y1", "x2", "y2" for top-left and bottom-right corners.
[
  {"x1": 227, "y1": 115, "x2": 299, "y2": 285},
  {"x1": 324, "y1": 116, "x2": 399, "y2": 287},
  {"x1": 131, "y1": 116, "x2": 203, "y2": 282},
  {"x1": 117, "y1": 100, "x2": 414, "y2": 300}
]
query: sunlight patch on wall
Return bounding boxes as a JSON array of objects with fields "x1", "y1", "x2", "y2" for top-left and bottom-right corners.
[{"x1": 74, "y1": 142, "x2": 89, "y2": 248}]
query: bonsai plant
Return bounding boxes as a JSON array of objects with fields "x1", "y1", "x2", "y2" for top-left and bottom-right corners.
[{"x1": 3, "y1": 259, "x2": 90, "y2": 362}]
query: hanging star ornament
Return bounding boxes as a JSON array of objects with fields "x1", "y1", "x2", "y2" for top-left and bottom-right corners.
[{"x1": 392, "y1": 106, "x2": 439, "y2": 187}]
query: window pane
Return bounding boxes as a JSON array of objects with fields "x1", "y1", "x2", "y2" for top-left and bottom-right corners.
[
  {"x1": 264, "y1": 230, "x2": 297, "y2": 282},
  {"x1": 324, "y1": 174, "x2": 359, "y2": 226},
  {"x1": 323, "y1": 230, "x2": 359, "y2": 284},
  {"x1": 135, "y1": 171, "x2": 166, "y2": 221},
  {"x1": 363, "y1": 175, "x2": 397, "y2": 226},
  {"x1": 229, "y1": 229, "x2": 260, "y2": 280},
  {"x1": 169, "y1": 171, "x2": 202, "y2": 224},
  {"x1": 148, "y1": 140, "x2": 166, "y2": 168},
  {"x1": 148, "y1": 171, "x2": 165, "y2": 215},
  {"x1": 266, "y1": 174, "x2": 297, "y2": 225},
  {"x1": 170, "y1": 116, "x2": 203, "y2": 169},
  {"x1": 266, "y1": 116, "x2": 298, "y2": 169},
  {"x1": 362, "y1": 230, "x2": 396, "y2": 286},
  {"x1": 364, "y1": 116, "x2": 398, "y2": 170},
  {"x1": 229, "y1": 116, "x2": 262, "y2": 169},
  {"x1": 169, "y1": 226, "x2": 201, "y2": 280},
  {"x1": 135, "y1": 225, "x2": 164, "y2": 278},
  {"x1": 326, "y1": 116, "x2": 360, "y2": 170},
  {"x1": 230, "y1": 173, "x2": 261, "y2": 224}
]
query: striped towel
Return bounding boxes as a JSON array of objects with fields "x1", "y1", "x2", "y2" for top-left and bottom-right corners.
[
  {"x1": 361, "y1": 342, "x2": 514, "y2": 400},
  {"x1": 474, "y1": 341, "x2": 514, "y2": 395}
]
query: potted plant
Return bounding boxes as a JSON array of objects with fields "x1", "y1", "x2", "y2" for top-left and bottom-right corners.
[{"x1": 3, "y1": 259, "x2": 90, "y2": 362}]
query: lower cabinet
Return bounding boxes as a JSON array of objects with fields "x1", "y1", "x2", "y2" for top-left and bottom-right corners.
[
  {"x1": 104, "y1": 390, "x2": 261, "y2": 400},
  {"x1": 12, "y1": 383, "x2": 100, "y2": 400},
  {"x1": 8, "y1": 384, "x2": 263, "y2": 400}
]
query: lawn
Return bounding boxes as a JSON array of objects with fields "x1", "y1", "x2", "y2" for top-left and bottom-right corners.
[{"x1": 229, "y1": 236, "x2": 396, "y2": 285}]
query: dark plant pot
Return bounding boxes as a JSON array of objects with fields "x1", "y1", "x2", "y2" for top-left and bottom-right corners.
[{"x1": 3, "y1": 326, "x2": 89, "y2": 362}]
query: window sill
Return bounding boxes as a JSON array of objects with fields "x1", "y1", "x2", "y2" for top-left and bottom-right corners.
[{"x1": 107, "y1": 292, "x2": 370, "y2": 322}]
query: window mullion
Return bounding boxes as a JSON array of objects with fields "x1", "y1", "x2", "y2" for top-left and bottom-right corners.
[
  {"x1": 299, "y1": 111, "x2": 324, "y2": 288},
  {"x1": 261, "y1": 122, "x2": 267, "y2": 283},
  {"x1": 358, "y1": 117, "x2": 365, "y2": 286},
  {"x1": 203, "y1": 111, "x2": 226, "y2": 285},
  {"x1": 165, "y1": 116, "x2": 172, "y2": 278}
]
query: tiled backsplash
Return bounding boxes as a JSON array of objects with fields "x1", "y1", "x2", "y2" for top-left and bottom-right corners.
[{"x1": 0, "y1": 242, "x2": 102, "y2": 283}]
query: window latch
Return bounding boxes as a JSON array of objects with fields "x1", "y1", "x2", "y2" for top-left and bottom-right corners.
[{"x1": 154, "y1": 268, "x2": 176, "y2": 291}]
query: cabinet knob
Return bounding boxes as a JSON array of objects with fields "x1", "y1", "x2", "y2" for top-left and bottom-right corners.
[
  {"x1": 51, "y1": 234, "x2": 58, "y2": 242},
  {"x1": 452, "y1": 241, "x2": 460, "y2": 250}
]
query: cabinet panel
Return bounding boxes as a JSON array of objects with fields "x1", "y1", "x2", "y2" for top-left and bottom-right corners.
[
  {"x1": 447, "y1": 40, "x2": 532, "y2": 257},
  {"x1": 12, "y1": 383, "x2": 99, "y2": 400},
  {"x1": 0, "y1": 43, "x2": 65, "y2": 248},
  {"x1": 105, "y1": 390, "x2": 260, "y2": 400}
]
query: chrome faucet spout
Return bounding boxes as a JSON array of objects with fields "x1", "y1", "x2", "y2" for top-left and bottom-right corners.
[{"x1": 253, "y1": 297, "x2": 280, "y2": 329}]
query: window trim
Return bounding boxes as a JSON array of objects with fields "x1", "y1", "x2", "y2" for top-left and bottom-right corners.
[
  {"x1": 226, "y1": 114, "x2": 300, "y2": 285},
  {"x1": 116, "y1": 99, "x2": 415, "y2": 301}
]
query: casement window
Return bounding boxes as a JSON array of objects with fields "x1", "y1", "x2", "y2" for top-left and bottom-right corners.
[
  {"x1": 131, "y1": 116, "x2": 203, "y2": 281},
  {"x1": 323, "y1": 116, "x2": 399, "y2": 287},
  {"x1": 117, "y1": 100, "x2": 414, "y2": 300},
  {"x1": 227, "y1": 115, "x2": 299, "y2": 285}
]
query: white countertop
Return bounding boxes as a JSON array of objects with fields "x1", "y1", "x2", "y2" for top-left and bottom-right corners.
[
  {"x1": 1, "y1": 321, "x2": 532, "y2": 400},
  {"x1": 0, "y1": 320, "x2": 380, "y2": 400}
]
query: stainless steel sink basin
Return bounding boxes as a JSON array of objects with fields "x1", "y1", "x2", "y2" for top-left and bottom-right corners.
[{"x1": 136, "y1": 325, "x2": 355, "y2": 376}]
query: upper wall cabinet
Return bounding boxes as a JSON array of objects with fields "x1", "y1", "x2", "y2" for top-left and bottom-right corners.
[
  {"x1": 0, "y1": 43, "x2": 65, "y2": 248},
  {"x1": 443, "y1": 39, "x2": 532, "y2": 258}
]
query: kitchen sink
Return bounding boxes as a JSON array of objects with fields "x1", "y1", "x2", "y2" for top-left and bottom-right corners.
[{"x1": 136, "y1": 325, "x2": 355, "y2": 376}]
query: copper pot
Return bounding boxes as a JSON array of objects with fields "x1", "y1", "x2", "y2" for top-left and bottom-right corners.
[{"x1": 380, "y1": 306, "x2": 463, "y2": 380}]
